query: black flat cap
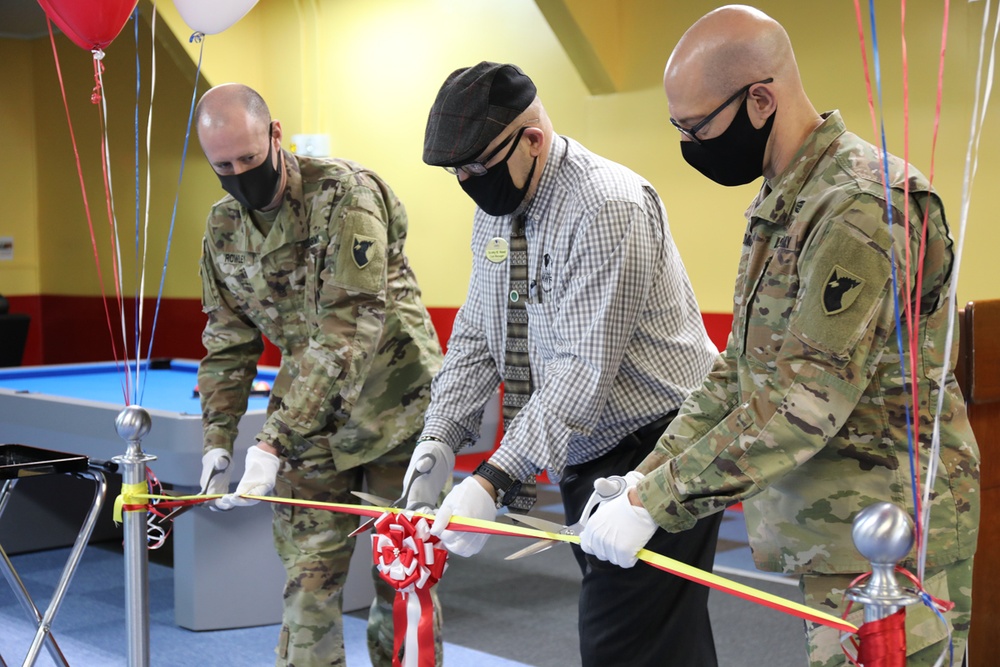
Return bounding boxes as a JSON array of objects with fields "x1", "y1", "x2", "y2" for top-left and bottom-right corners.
[{"x1": 423, "y1": 62, "x2": 537, "y2": 167}]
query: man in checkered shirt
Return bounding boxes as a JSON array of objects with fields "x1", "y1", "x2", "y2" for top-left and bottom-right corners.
[{"x1": 402, "y1": 61, "x2": 722, "y2": 667}]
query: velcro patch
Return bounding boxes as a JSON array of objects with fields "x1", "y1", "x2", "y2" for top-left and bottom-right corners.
[{"x1": 822, "y1": 265, "x2": 865, "y2": 315}]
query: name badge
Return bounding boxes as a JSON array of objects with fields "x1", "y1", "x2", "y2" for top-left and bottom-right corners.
[{"x1": 485, "y1": 237, "x2": 509, "y2": 263}]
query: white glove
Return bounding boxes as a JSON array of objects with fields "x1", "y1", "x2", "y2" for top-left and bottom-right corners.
[
  {"x1": 579, "y1": 472, "x2": 657, "y2": 568},
  {"x1": 199, "y1": 448, "x2": 232, "y2": 495},
  {"x1": 429, "y1": 476, "x2": 497, "y2": 557},
  {"x1": 215, "y1": 445, "x2": 281, "y2": 511},
  {"x1": 402, "y1": 439, "x2": 455, "y2": 510}
]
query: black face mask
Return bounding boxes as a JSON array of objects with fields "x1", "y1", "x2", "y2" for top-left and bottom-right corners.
[
  {"x1": 460, "y1": 156, "x2": 537, "y2": 216},
  {"x1": 216, "y1": 130, "x2": 282, "y2": 210},
  {"x1": 680, "y1": 101, "x2": 775, "y2": 186}
]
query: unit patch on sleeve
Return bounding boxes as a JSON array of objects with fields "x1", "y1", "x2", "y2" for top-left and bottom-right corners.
[
  {"x1": 352, "y1": 234, "x2": 377, "y2": 269},
  {"x1": 822, "y1": 265, "x2": 865, "y2": 315}
]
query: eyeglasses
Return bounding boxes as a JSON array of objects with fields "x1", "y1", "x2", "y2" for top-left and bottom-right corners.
[
  {"x1": 444, "y1": 125, "x2": 531, "y2": 177},
  {"x1": 669, "y1": 78, "x2": 773, "y2": 144}
]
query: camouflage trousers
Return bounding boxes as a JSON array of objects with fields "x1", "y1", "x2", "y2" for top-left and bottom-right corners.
[
  {"x1": 800, "y1": 556, "x2": 974, "y2": 666},
  {"x1": 271, "y1": 433, "x2": 444, "y2": 667}
]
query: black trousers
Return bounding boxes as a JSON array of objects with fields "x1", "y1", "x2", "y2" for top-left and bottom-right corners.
[{"x1": 560, "y1": 414, "x2": 722, "y2": 667}]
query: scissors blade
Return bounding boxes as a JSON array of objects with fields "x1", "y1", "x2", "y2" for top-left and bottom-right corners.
[
  {"x1": 348, "y1": 491, "x2": 400, "y2": 538},
  {"x1": 351, "y1": 491, "x2": 397, "y2": 507},
  {"x1": 505, "y1": 513, "x2": 568, "y2": 534},
  {"x1": 349, "y1": 517, "x2": 378, "y2": 538},
  {"x1": 505, "y1": 538, "x2": 559, "y2": 560},
  {"x1": 152, "y1": 502, "x2": 193, "y2": 526}
]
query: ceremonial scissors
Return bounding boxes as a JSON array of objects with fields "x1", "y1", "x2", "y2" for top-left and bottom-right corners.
[
  {"x1": 504, "y1": 475, "x2": 628, "y2": 560},
  {"x1": 348, "y1": 448, "x2": 440, "y2": 536}
]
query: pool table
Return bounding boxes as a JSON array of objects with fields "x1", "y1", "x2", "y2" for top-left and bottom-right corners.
[
  {"x1": 0, "y1": 359, "x2": 372, "y2": 631},
  {"x1": 0, "y1": 358, "x2": 273, "y2": 484},
  {"x1": 0, "y1": 358, "x2": 501, "y2": 631}
]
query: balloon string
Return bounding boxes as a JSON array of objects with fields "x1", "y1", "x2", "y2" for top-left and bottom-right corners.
[
  {"x1": 910, "y1": 0, "x2": 950, "y2": 580},
  {"x1": 132, "y1": 8, "x2": 141, "y2": 404},
  {"x1": 144, "y1": 20, "x2": 206, "y2": 404},
  {"x1": 45, "y1": 19, "x2": 127, "y2": 404},
  {"x1": 900, "y1": 2, "x2": 919, "y2": 474},
  {"x1": 898, "y1": 0, "x2": 925, "y2": 570},
  {"x1": 922, "y1": 0, "x2": 997, "y2": 582},
  {"x1": 94, "y1": 52, "x2": 133, "y2": 404},
  {"x1": 137, "y1": 4, "x2": 157, "y2": 404},
  {"x1": 853, "y1": 0, "x2": 923, "y2": 563}
]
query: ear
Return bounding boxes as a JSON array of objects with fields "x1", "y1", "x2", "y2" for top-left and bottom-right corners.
[
  {"x1": 271, "y1": 119, "x2": 283, "y2": 143},
  {"x1": 746, "y1": 84, "x2": 776, "y2": 129},
  {"x1": 523, "y1": 126, "x2": 546, "y2": 158}
]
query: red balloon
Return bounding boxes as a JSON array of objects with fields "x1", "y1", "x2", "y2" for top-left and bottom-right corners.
[{"x1": 36, "y1": 0, "x2": 138, "y2": 51}]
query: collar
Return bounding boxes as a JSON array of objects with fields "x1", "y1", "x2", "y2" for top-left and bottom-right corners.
[
  {"x1": 751, "y1": 111, "x2": 846, "y2": 226},
  {"x1": 239, "y1": 149, "x2": 308, "y2": 250},
  {"x1": 523, "y1": 135, "x2": 568, "y2": 224}
]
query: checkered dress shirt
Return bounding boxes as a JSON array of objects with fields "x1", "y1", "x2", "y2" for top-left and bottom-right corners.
[{"x1": 421, "y1": 135, "x2": 718, "y2": 482}]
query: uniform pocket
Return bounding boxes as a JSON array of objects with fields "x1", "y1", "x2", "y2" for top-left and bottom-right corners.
[
  {"x1": 744, "y1": 250, "x2": 799, "y2": 368},
  {"x1": 273, "y1": 475, "x2": 295, "y2": 525},
  {"x1": 904, "y1": 568, "x2": 951, "y2": 655},
  {"x1": 669, "y1": 404, "x2": 755, "y2": 484},
  {"x1": 199, "y1": 247, "x2": 223, "y2": 314}
]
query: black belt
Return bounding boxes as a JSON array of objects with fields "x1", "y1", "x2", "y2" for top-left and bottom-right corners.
[{"x1": 634, "y1": 410, "x2": 677, "y2": 440}]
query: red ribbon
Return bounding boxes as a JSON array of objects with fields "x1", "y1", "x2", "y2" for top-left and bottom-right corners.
[
  {"x1": 857, "y1": 609, "x2": 906, "y2": 667},
  {"x1": 372, "y1": 512, "x2": 447, "y2": 667}
]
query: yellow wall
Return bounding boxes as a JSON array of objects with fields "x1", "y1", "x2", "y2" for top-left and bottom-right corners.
[
  {"x1": 0, "y1": 38, "x2": 40, "y2": 295},
  {"x1": 5, "y1": 0, "x2": 998, "y2": 311},
  {"x1": 19, "y1": 10, "x2": 218, "y2": 300}
]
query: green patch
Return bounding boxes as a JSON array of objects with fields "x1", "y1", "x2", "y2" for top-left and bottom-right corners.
[
  {"x1": 790, "y1": 221, "x2": 890, "y2": 359},
  {"x1": 334, "y1": 212, "x2": 386, "y2": 294}
]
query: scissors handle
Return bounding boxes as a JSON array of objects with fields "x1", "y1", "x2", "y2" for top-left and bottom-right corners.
[{"x1": 572, "y1": 475, "x2": 628, "y2": 532}]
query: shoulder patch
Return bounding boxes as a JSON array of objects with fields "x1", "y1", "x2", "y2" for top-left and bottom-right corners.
[
  {"x1": 822, "y1": 265, "x2": 866, "y2": 315},
  {"x1": 352, "y1": 234, "x2": 377, "y2": 269}
]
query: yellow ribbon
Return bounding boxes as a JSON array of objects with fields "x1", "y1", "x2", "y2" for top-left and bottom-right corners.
[
  {"x1": 129, "y1": 493, "x2": 856, "y2": 633},
  {"x1": 112, "y1": 482, "x2": 154, "y2": 523}
]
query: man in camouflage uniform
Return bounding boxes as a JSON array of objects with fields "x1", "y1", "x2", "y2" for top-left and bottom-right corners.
[
  {"x1": 194, "y1": 83, "x2": 444, "y2": 667},
  {"x1": 580, "y1": 6, "x2": 979, "y2": 666}
]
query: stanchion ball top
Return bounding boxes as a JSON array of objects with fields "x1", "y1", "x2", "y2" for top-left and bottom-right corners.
[{"x1": 115, "y1": 405, "x2": 152, "y2": 441}]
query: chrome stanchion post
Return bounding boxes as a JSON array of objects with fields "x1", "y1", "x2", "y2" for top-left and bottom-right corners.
[
  {"x1": 113, "y1": 406, "x2": 156, "y2": 667},
  {"x1": 846, "y1": 502, "x2": 920, "y2": 622}
]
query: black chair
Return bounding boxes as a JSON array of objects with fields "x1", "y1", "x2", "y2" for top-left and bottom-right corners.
[{"x1": 0, "y1": 313, "x2": 30, "y2": 367}]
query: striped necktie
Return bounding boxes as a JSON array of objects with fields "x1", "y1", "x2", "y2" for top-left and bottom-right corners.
[{"x1": 503, "y1": 214, "x2": 536, "y2": 512}]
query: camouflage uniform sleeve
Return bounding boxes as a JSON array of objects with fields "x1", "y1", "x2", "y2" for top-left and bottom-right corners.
[
  {"x1": 638, "y1": 195, "x2": 896, "y2": 531},
  {"x1": 198, "y1": 236, "x2": 265, "y2": 455},
  {"x1": 635, "y1": 345, "x2": 737, "y2": 475},
  {"x1": 256, "y1": 177, "x2": 389, "y2": 457}
]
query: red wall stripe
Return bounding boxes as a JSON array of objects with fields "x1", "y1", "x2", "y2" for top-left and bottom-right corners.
[{"x1": 3, "y1": 295, "x2": 732, "y2": 369}]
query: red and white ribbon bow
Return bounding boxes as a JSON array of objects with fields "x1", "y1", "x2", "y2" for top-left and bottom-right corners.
[{"x1": 373, "y1": 511, "x2": 448, "y2": 667}]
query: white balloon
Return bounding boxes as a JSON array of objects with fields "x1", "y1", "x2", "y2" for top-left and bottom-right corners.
[{"x1": 173, "y1": 0, "x2": 259, "y2": 35}]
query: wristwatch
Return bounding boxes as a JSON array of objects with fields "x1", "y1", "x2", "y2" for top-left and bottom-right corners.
[{"x1": 474, "y1": 461, "x2": 522, "y2": 508}]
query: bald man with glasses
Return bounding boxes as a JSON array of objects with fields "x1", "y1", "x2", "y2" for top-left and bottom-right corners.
[{"x1": 581, "y1": 6, "x2": 979, "y2": 666}]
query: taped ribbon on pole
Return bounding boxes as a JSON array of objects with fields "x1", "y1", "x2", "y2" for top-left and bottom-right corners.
[{"x1": 372, "y1": 512, "x2": 448, "y2": 667}]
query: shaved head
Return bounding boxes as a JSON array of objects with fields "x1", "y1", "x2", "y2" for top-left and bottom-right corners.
[
  {"x1": 666, "y1": 5, "x2": 799, "y2": 99},
  {"x1": 195, "y1": 83, "x2": 271, "y2": 138},
  {"x1": 663, "y1": 5, "x2": 820, "y2": 180}
]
